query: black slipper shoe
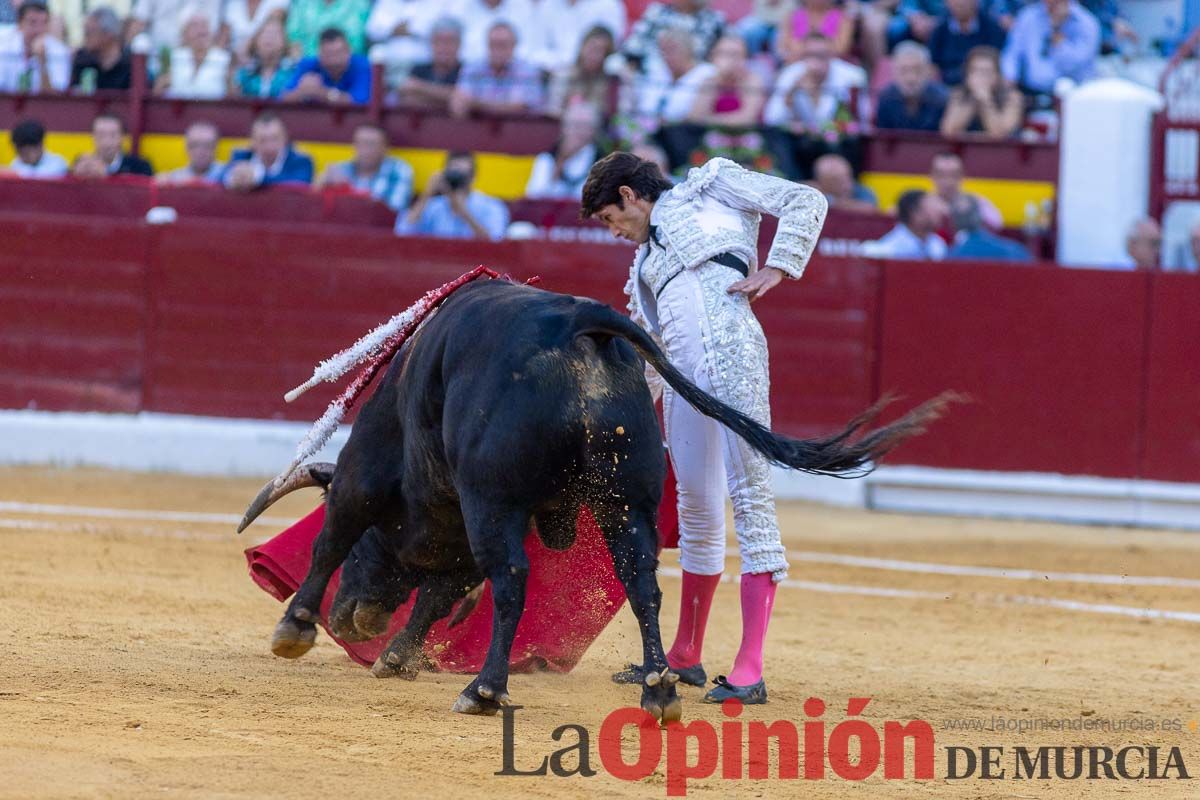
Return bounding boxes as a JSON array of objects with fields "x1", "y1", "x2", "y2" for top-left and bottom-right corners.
[
  {"x1": 610, "y1": 661, "x2": 707, "y2": 687},
  {"x1": 701, "y1": 675, "x2": 768, "y2": 704}
]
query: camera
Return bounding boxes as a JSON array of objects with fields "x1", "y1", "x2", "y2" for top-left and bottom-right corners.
[{"x1": 444, "y1": 167, "x2": 470, "y2": 191}]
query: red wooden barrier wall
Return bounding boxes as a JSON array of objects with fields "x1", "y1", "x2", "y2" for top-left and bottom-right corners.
[{"x1": 0, "y1": 214, "x2": 1195, "y2": 483}]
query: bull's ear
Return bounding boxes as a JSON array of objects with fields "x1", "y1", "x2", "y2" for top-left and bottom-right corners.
[{"x1": 307, "y1": 464, "x2": 334, "y2": 489}]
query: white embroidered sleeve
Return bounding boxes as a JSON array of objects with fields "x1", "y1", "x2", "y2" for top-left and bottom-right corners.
[{"x1": 705, "y1": 158, "x2": 829, "y2": 280}]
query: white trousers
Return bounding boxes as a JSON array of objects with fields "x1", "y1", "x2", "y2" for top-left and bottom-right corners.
[{"x1": 654, "y1": 266, "x2": 789, "y2": 581}]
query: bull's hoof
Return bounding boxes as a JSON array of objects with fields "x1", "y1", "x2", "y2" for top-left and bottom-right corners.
[
  {"x1": 370, "y1": 651, "x2": 420, "y2": 680},
  {"x1": 329, "y1": 600, "x2": 390, "y2": 642},
  {"x1": 451, "y1": 682, "x2": 510, "y2": 716},
  {"x1": 642, "y1": 696, "x2": 683, "y2": 724},
  {"x1": 271, "y1": 618, "x2": 317, "y2": 659},
  {"x1": 641, "y1": 668, "x2": 683, "y2": 724},
  {"x1": 353, "y1": 602, "x2": 391, "y2": 639}
]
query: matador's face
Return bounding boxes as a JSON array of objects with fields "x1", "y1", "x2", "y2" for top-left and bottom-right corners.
[{"x1": 593, "y1": 187, "x2": 654, "y2": 245}]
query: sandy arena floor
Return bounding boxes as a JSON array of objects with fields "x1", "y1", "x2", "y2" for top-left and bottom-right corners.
[{"x1": 1, "y1": 466, "x2": 1198, "y2": 799}]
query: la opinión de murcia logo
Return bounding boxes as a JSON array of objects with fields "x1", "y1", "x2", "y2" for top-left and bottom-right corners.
[{"x1": 495, "y1": 697, "x2": 1191, "y2": 796}]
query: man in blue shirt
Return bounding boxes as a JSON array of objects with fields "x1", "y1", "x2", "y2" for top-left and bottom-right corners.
[
  {"x1": 928, "y1": 0, "x2": 1007, "y2": 85},
  {"x1": 284, "y1": 27, "x2": 373, "y2": 104},
  {"x1": 947, "y1": 195, "x2": 1032, "y2": 261},
  {"x1": 224, "y1": 112, "x2": 314, "y2": 190},
  {"x1": 1001, "y1": 0, "x2": 1100, "y2": 95},
  {"x1": 395, "y1": 150, "x2": 509, "y2": 240}
]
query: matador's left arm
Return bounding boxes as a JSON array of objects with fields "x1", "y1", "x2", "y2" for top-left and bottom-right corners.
[{"x1": 701, "y1": 158, "x2": 830, "y2": 280}]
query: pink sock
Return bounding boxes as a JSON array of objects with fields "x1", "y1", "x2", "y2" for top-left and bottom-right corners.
[
  {"x1": 727, "y1": 572, "x2": 777, "y2": 686},
  {"x1": 665, "y1": 570, "x2": 722, "y2": 668}
]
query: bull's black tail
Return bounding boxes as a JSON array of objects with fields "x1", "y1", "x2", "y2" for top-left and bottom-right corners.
[{"x1": 574, "y1": 302, "x2": 964, "y2": 478}]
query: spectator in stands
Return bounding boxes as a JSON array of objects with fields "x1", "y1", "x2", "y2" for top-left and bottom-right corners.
[
  {"x1": 869, "y1": 189, "x2": 947, "y2": 259},
  {"x1": 365, "y1": 0, "x2": 443, "y2": 74},
  {"x1": 631, "y1": 141, "x2": 673, "y2": 179},
  {"x1": 859, "y1": 0, "x2": 941, "y2": 68},
  {"x1": 157, "y1": 121, "x2": 223, "y2": 184},
  {"x1": 812, "y1": 153, "x2": 878, "y2": 213},
  {"x1": 735, "y1": 0, "x2": 795, "y2": 56},
  {"x1": 71, "y1": 152, "x2": 109, "y2": 180},
  {"x1": 7, "y1": 118, "x2": 68, "y2": 178},
  {"x1": 91, "y1": 112, "x2": 154, "y2": 175},
  {"x1": 929, "y1": 151, "x2": 1002, "y2": 229},
  {"x1": 283, "y1": 27, "x2": 371, "y2": 104},
  {"x1": 449, "y1": 21, "x2": 545, "y2": 118},
  {"x1": 524, "y1": 101, "x2": 602, "y2": 199},
  {"x1": 286, "y1": 0, "x2": 370, "y2": 55},
  {"x1": 1001, "y1": 0, "x2": 1099, "y2": 96},
  {"x1": 231, "y1": 17, "x2": 295, "y2": 98},
  {"x1": 223, "y1": 112, "x2": 313, "y2": 190},
  {"x1": 128, "y1": 0, "x2": 221, "y2": 54},
  {"x1": 224, "y1": 0, "x2": 289, "y2": 60},
  {"x1": 1119, "y1": 218, "x2": 1161, "y2": 270},
  {"x1": 0, "y1": 1, "x2": 70, "y2": 93},
  {"x1": 631, "y1": 28, "x2": 716, "y2": 167},
  {"x1": 947, "y1": 194, "x2": 1031, "y2": 260},
  {"x1": 687, "y1": 34, "x2": 768, "y2": 128},
  {"x1": 873, "y1": 41, "x2": 948, "y2": 131},
  {"x1": 762, "y1": 32, "x2": 864, "y2": 180},
  {"x1": 777, "y1": 0, "x2": 854, "y2": 61},
  {"x1": 940, "y1": 45, "x2": 1023, "y2": 137},
  {"x1": 619, "y1": 0, "x2": 725, "y2": 79},
  {"x1": 453, "y1": 0, "x2": 538, "y2": 65},
  {"x1": 71, "y1": 7, "x2": 131, "y2": 91},
  {"x1": 529, "y1": 0, "x2": 626, "y2": 72},
  {"x1": 316, "y1": 123, "x2": 414, "y2": 211},
  {"x1": 154, "y1": 11, "x2": 230, "y2": 99},
  {"x1": 396, "y1": 150, "x2": 510, "y2": 240},
  {"x1": 546, "y1": 25, "x2": 616, "y2": 117},
  {"x1": 397, "y1": 16, "x2": 463, "y2": 110},
  {"x1": 928, "y1": 0, "x2": 1006, "y2": 86}
]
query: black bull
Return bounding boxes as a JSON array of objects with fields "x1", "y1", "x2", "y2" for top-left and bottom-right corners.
[{"x1": 238, "y1": 280, "x2": 955, "y2": 722}]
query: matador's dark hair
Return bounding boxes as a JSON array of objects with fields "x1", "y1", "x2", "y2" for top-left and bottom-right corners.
[{"x1": 580, "y1": 151, "x2": 673, "y2": 218}]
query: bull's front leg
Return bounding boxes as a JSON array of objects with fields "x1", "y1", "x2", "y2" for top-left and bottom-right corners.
[
  {"x1": 370, "y1": 569, "x2": 481, "y2": 679},
  {"x1": 272, "y1": 492, "x2": 372, "y2": 658},
  {"x1": 452, "y1": 500, "x2": 531, "y2": 716},
  {"x1": 596, "y1": 503, "x2": 681, "y2": 724}
]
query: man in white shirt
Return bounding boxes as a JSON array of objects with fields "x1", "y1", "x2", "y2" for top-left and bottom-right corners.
[
  {"x1": 868, "y1": 189, "x2": 948, "y2": 260},
  {"x1": 633, "y1": 29, "x2": 716, "y2": 122},
  {"x1": 8, "y1": 118, "x2": 67, "y2": 178},
  {"x1": 0, "y1": 2, "x2": 70, "y2": 93},
  {"x1": 524, "y1": 0, "x2": 626, "y2": 71},
  {"x1": 763, "y1": 33, "x2": 868, "y2": 128},
  {"x1": 127, "y1": 0, "x2": 221, "y2": 52},
  {"x1": 447, "y1": 0, "x2": 539, "y2": 65}
]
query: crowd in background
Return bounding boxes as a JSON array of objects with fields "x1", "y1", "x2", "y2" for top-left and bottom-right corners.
[{"x1": 0, "y1": 0, "x2": 1192, "y2": 268}]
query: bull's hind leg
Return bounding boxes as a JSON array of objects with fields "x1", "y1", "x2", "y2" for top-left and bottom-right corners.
[
  {"x1": 272, "y1": 493, "x2": 373, "y2": 658},
  {"x1": 593, "y1": 502, "x2": 682, "y2": 724},
  {"x1": 452, "y1": 498, "x2": 531, "y2": 716},
  {"x1": 329, "y1": 526, "x2": 420, "y2": 643},
  {"x1": 370, "y1": 569, "x2": 481, "y2": 679}
]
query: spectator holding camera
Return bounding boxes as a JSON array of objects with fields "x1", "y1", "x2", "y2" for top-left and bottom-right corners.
[{"x1": 395, "y1": 150, "x2": 509, "y2": 240}]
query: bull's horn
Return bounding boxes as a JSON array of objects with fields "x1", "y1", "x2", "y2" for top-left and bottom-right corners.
[{"x1": 237, "y1": 462, "x2": 335, "y2": 534}]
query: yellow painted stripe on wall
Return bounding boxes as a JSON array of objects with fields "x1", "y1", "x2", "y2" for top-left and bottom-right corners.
[
  {"x1": 862, "y1": 171, "x2": 1056, "y2": 227},
  {"x1": 3, "y1": 130, "x2": 538, "y2": 200},
  {"x1": 3, "y1": 130, "x2": 1048, "y2": 218},
  {"x1": 1, "y1": 130, "x2": 535, "y2": 200}
]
